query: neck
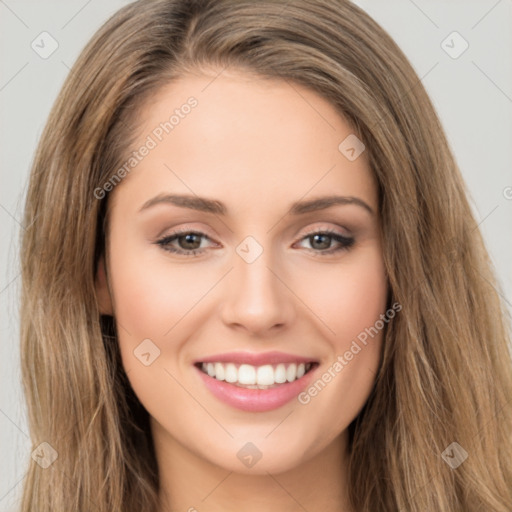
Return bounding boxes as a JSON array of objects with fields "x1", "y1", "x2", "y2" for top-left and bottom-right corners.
[{"x1": 151, "y1": 419, "x2": 353, "y2": 512}]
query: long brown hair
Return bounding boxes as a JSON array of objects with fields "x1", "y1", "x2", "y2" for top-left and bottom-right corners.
[{"x1": 19, "y1": 0, "x2": 512, "y2": 510}]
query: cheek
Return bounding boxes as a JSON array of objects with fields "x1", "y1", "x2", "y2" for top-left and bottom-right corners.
[
  {"x1": 290, "y1": 246, "x2": 388, "y2": 345},
  {"x1": 291, "y1": 247, "x2": 387, "y2": 421},
  {"x1": 108, "y1": 245, "x2": 216, "y2": 340}
]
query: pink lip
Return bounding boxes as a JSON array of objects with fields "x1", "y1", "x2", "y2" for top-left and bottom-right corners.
[
  {"x1": 195, "y1": 351, "x2": 316, "y2": 366},
  {"x1": 194, "y1": 361, "x2": 318, "y2": 413}
]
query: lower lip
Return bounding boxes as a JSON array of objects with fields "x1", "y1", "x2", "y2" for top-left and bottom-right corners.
[{"x1": 195, "y1": 365, "x2": 317, "y2": 412}]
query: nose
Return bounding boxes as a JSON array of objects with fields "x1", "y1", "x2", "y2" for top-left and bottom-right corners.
[{"x1": 219, "y1": 247, "x2": 296, "y2": 336}]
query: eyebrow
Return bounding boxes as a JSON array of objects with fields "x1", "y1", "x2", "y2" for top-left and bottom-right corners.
[{"x1": 138, "y1": 193, "x2": 374, "y2": 216}]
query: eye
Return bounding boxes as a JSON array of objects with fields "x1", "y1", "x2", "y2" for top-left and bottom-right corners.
[
  {"x1": 294, "y1": 229, "x2": 355, "y2": 255},
  {"x1": 155, "y1": 228, "x2": 355, "y2": 257},
  {"x1": 155, "y1": 230, "x2": 216, "y2": 257}
]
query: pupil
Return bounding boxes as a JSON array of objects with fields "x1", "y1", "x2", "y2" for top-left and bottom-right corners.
[
  {"x1": 311, "y1": 234, "x2": 330, "y2": 250},
  {"x1": 180, "y1": 233, "x2": 200, "y2": 250}
]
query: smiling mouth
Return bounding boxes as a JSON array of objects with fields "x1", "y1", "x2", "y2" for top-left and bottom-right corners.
[{"x1": 195, "y1": 361, "x2": 318, "y2": 389}]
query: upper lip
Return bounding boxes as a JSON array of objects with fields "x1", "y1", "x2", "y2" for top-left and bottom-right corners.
[{"x1": 195, "y1": 351, "x2": 318, "y2": 366}]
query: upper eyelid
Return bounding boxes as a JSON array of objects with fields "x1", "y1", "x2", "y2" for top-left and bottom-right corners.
[{"x1": 160, "y1": 221, "x2": 351, "y2": 239}]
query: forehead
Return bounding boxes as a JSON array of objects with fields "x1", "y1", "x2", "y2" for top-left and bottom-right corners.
[{"x1": 108, "y1": 70, "x2": 377, "y2": 217}]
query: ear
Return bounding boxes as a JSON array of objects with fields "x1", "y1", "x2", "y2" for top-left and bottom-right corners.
[{"x1": 95, "y1": 254, "x2": 114, "y2": 315}]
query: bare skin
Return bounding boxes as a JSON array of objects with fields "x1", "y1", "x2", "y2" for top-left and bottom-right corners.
[{"x1": 95, "y1": 69, "x2": 388, "y2": 512}]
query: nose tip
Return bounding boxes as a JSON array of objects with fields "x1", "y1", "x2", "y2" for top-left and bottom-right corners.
[{"x1": 219, "y1": 253, "x2": 295, "y2": 336}]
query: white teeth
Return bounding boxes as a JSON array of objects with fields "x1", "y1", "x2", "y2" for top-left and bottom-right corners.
[
  {"x1": 274, "y1": 363, "x2": 287, "y2": 383},
  {"x1": 238, "y1": 364, "x2": 256, "y2": 385},
  {"x1": 199, "y1": 361, "x2": 313, "y2": 387},
  {"x1": 256, "y1": 365, "x2": 274, "y2": 386},
  {"x1": 225, "y1": 363, "x2": 237, "y2": 383},
  {"x1": 274, "y1": 364, "x2": 286, "y2": 384},
  {"x1": 214, "y1": 362, "x2": 225, "y2": 381},
  {"x1": 286, "y1": 363, "x2": 297, "y2": 382}
]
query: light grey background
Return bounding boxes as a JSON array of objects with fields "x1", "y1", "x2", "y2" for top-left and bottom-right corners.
[{"x1": 1, "y1": 1, "x2": 511, "y2": 510}]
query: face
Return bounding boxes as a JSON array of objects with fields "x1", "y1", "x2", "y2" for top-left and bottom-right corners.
[{"x1": 96, "y1": 70, "x2": 388, "y2": 475}]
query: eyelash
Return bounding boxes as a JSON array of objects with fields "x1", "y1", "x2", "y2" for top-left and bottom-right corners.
[{"x1": 155, "y1": 227, "x2": 355, "y2": 258}]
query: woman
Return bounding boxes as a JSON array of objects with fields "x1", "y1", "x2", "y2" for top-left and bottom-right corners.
[{"x1": 19, "y1": 0, "x2": 512, "y2": 510}]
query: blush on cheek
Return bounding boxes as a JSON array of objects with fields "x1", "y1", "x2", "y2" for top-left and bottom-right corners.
[
  {"x1": 289, "y1": 251, "x2": 387, "y2": 347},
  {"x1": 109, "y1": 249, "x2": 214, "y2": 337}
]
